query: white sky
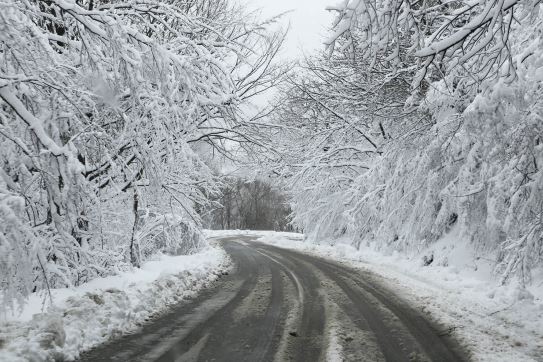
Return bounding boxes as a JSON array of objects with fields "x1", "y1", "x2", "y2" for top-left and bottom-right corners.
[{"x1": 241, "y1": 0, "x2": 334, "y2": 60}]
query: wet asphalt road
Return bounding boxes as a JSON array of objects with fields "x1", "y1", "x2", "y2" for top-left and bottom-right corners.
[{"x1": 80, "y1": 236, "x2": 467, "y2": 362}]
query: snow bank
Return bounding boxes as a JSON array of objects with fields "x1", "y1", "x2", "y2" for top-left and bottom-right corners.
[
  {"x1": 0, "y1": 246, "x2": 230, "y2": 362},
  {"x1": 209, "y1": 230, "x2": 543, "y2": 362}
]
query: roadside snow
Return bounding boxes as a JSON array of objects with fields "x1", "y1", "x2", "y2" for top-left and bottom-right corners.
[
  {"x1": 0, "y1": 246, "x2": 230, "y2": 362},
  {"x1": 326, "y1": 326, "x2": 344, "y2": 362},
  {"x1": 206, "y1": 229, "x2": 543, "y2": 362}
]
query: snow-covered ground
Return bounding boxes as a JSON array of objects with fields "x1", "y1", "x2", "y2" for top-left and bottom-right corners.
[
  {"x1": 4, "y1": 230, "x2": 540, "y2": 361},
  {"x1": 206, "y1": 229, "x2": 543, "y2": 362},
  {"x1": 0, "y1": 246, "x2": 230, "y2": 362}
]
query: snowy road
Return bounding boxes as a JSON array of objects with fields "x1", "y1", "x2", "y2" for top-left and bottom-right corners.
[{"x1": 79, "y1": 236, "x2": 467, "y2": 361}]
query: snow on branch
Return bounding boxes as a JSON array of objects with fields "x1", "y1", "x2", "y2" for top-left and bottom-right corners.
[
  {"x1": 325, "y1": 0, "x2": 540, "y2": 87},
  {"x1": 0, "y1": 86, "x2": 78, "y2": 162}
]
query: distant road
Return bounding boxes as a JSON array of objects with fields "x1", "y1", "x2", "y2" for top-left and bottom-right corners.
[{"x1": 80, "y1": 236, "x2": 467, "y2": 362}]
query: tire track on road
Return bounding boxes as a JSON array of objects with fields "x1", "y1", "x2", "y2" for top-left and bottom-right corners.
[
  {"x1": 256, "y1": 242, "x2": 466, "y2": 362},
  {"x1": 79, "y1": 237, "x2": 467, "y2": 362}
]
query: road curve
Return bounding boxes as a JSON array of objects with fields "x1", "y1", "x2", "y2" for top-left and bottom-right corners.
[{"x1": 79, "y1": 236, "x2": 467, "y2": 362}]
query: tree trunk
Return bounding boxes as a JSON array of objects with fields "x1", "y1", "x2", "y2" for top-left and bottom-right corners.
[{"x1": 129, "y1": 190, "x2": 141, "y2": 268}]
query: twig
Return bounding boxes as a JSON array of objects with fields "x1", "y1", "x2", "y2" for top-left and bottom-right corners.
[
  {"x1": 488, "y1": 301, "x2": 516, "y2": 316},
  {"x1": 438, "y1": 325, "x2": 463, "y2": 337}
]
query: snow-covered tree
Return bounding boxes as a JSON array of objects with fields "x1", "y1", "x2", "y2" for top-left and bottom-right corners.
[
  {"x1": 268, "y1": 0, "x2": 543, "y2": 285},
  {"x1": 0, "y1": 0, "x2": 285, "y2": 310}
]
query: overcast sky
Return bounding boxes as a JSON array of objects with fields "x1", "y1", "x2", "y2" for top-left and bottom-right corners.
[{"x1": 241, "y1": 0, "x2": 334, "y2": 60}]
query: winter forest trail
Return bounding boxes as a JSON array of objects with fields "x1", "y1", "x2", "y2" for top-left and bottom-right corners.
[{"x1": 79, "y1": 236, "x2": 467, "y2": 362}]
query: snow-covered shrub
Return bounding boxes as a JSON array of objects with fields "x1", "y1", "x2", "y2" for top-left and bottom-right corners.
[
  {"x1": 0, "y1": 177, "x2": 35, "y2": 314},
  {"x1": 135, "y1": 210, "x2": 205, "y2": 259}
]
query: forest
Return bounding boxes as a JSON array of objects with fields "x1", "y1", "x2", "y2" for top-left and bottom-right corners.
[
  {"x1": 1, "y1": 0, "x2": 542, "y2": 314},
  {"x1": 203, "y1": 178, "x2": 292, "y2": 232}
]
